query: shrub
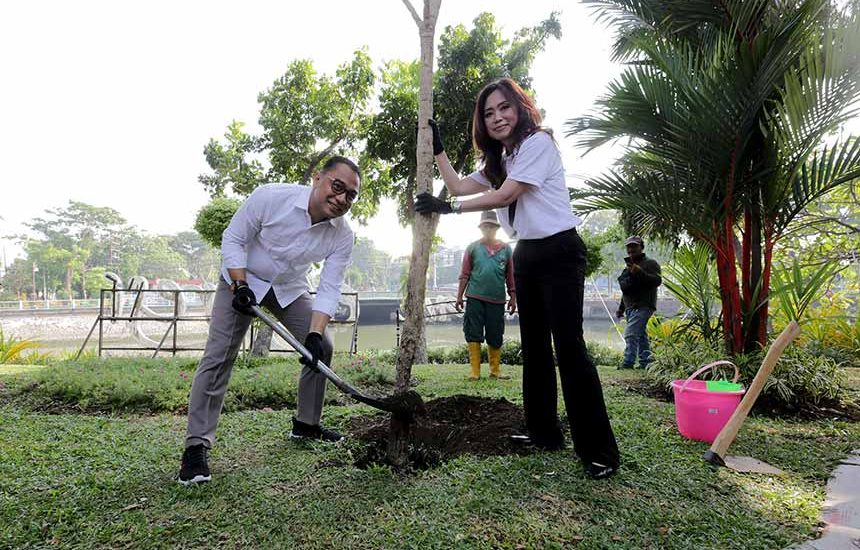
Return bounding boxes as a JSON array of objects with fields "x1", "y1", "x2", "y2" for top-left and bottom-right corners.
[
  {"x1": 374, "y1": 339, "x2": 619, "y2": 367},
  {"x1": 25, "y1": 358, "x2": 196, "y2": 412},
  {"x1": 500, "y1": 339, "x2": 523, "y2": 365},
  {"x1": 337, "y1": 353, "x2": 396, "y2": 387},
  {"x1": 194, "y1": 196, "x2": 242, "y2": 248},
  {"x1": 586, "y1": 341, "x2": 624, "y2": 366},
  {"x1": 772, "y1": 294, "x2": 860, "y2": 369},
  {"x1": 12, "y1": 357, "x2": 306, "y2": 413},
  {"x1": 646, "y1": 340, "x2": 847, "y2": 412},
  {"x1": 225, "y1": 365, "x2": 298, "y2": 411},
  {"x1": 0, "y1": 329, "x2": 41, "y2": 364},
  {"x1": 444, "y1": 344, "x2": 471, "y2": 364}
]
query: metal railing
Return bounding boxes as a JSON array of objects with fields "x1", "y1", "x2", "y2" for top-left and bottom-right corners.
[
  {"x1": 0, "y1": 299, "x2": 100, "y2": 311},
  {"x1": 75, "y1": 288, "x2": 359, "y2": 358}
]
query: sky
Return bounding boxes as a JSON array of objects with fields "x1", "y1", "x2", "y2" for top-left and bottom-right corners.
[
  {"x1": 0, "y1": 0, "x2": 628, "y2": 263},
  {"x1": 3, "y1": 1, "x2": 856, "y2": 264}
]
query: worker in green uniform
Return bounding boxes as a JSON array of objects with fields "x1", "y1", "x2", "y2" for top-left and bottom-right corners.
[{"x1": 456, "y1": 210, "x2": 517, "y2": 380}]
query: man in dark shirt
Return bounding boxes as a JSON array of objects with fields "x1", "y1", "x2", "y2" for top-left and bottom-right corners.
[{"x1": 615, "y1": 236, "x2": 662, "y2": 369}]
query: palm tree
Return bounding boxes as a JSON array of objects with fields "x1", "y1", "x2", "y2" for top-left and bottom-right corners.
[{"x1": 568, "y1": 0, "x2": 860, "y2": 354}]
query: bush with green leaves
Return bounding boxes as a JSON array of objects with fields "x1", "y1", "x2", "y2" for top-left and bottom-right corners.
[
  {"x1": 0, "y1": 329, "x2": 42, "y2": 364},
  {"x1": 659, "y1": 243, "x2": 722, "y2": 345},
  {"x1": 646, "y1": 340, "x2": 846, "y2": 412},
  {"x1": 586, "y1": 341, "x2": 624, "y2": 367},
  {"x1": 377, "y1": 339, "x2": 620, "y2": 367},
  {"x1": 770, "y1": 290, "x2": 859, "y2": 369},
  {"x1": 337, "y1": 352, "x2": 396, "y2": 387},
  {"x1": 10, "y1": 357, "x2": 307, "y2": 413},
  {"x1": 194, "y1": 196, "x2": 241, "y2": 248}
]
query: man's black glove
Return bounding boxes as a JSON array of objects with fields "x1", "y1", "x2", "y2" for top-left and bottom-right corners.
[
  {"x1": 300, "y1": 332, "x2": 326, "y2": 370},
  {"x1": 428, "y1": 119, "x2": 444, "y2": 156},
  {"x1": 414, "y1": 192, "x2": 453, "y2": 214},
  {"x1": 231, "y1": 281, "x2": 256, "y2": 315}
]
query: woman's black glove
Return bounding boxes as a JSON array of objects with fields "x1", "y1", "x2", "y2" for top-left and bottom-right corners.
[
  {"x1": 414, "y1": 192, "x2": 453, "y2": 214},
  {"x1": 428, "y1": 119, "x2": 444, "y2": 156},
  {"x1": 231, "y1": 281, "x2": 256, "y2": 315},
  {"x1": 300, "y1": 332, "x2": 326, "y2": 370}
]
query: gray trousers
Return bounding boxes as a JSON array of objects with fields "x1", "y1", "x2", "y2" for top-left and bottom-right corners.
[{"x1": 185, "y1": 279, "x2": 332, "y2": 449}]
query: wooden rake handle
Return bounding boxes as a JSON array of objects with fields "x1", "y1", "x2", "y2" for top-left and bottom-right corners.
[{"x1": 704, "y1": 321, "x2": 801, "y2": 466}]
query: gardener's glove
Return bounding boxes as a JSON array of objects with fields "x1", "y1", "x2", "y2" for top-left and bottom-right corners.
[
  {"x1": 428, "y1": 119, "x2": 444, "y2": 156},
  {"x1": 414, "y1": 192, "x2": 453, "y2": 215},
  {"x1": 300, "y1": 332, "x2": 327, "y2": 371},
  {"x1": 231, "y1": 281, "x2": 256, "y2": 315}
]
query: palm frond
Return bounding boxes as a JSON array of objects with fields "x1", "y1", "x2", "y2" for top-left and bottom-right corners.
[{"x1": 772, "y1": 138, "x2": 860, "y2": 233}]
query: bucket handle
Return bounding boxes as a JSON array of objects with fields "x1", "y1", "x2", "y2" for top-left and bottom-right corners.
[{"x1": 679, "y1": 360, "x2": 740, "y2": 392}]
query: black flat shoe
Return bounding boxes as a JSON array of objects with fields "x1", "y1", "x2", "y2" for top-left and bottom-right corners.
[{"x1": 585, "y1": 462, "x2": 618, "y2": 480}]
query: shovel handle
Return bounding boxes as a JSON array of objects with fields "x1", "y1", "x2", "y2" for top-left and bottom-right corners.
[
  {"x1": 249, "y1": 305, "x2": 358, "y2": 398},
  {"x1": 706, "y1": 321, "x2": 801, "y2": 462}
]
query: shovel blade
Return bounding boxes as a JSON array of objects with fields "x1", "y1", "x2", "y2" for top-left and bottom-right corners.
[
  {"x1": 356, "y1": 390, "x2": 425, "y2": 421},
  {"x1": 724, "y1": 456, "x2": 786, "y2": 474}
]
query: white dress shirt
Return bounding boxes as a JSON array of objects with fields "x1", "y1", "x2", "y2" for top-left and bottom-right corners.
[
  {"x1": 469, "y1": 131, "x2": 581, "y2": 240},
  {"x1": 220, "y1": 183, "x2": 354, "y2": 318}
]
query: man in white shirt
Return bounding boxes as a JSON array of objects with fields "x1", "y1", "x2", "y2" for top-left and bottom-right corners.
[{"x1": 178, "y1": 156, "x2": 359, "y2": 486}]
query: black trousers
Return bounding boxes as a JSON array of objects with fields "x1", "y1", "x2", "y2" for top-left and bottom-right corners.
[{"x1": 514, "y1": 228, "x2": 620, "y2": 467}]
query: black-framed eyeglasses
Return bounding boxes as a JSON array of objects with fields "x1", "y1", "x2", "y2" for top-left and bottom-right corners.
[{"x1": 323, "y1": 175, "x2": 359, "y2": 203}]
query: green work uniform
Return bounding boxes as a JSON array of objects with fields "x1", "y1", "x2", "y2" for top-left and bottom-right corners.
[{"x1": 462, "y1": 241, "x2": 512, "y2": 348}]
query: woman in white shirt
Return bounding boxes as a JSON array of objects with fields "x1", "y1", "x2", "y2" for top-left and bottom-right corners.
[{"x1": 415, "y1": 78, "x2": 619, "y2": 479}]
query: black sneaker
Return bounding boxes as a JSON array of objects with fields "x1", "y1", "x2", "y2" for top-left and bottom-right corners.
[
  {"x1": 178, "y1": 444, "x2": 211, "y2": 486},
  {"x1": 289, "y1": 418, "x2": 344, "y2": 443},
  {"x1": 585, "y1": 461, "x2": 618, "y2": 480}
]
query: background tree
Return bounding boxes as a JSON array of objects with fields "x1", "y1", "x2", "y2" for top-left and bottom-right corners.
[
  {"x1": 347, "y1": 237, "x2": 394, "y2": 291},
  {"x1": 200, "y1": 49, "x2": 376, "y2": 198},
  {"x1": 0, "y1": 258, "x2": 34, "y2": 300},
  {"x1": 569, "y1": 0, "x2": 860, "y2": 354},
  {"x1": 779, "y1": 180, "x2": 860, "y2": 274},
  {"x1": 197, "y1": 51, "x2": 377, "y2": 355},
  {"x1": 168, "y1": 231, "x2": 221, "y2": 282},
  {"x1": 23, "y1": 201, "x2": 126, "y2": 299}
]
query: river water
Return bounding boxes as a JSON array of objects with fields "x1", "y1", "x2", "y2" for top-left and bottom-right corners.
[{"x1": 18, "y1": 319, "x2": 624, "y2": 357}]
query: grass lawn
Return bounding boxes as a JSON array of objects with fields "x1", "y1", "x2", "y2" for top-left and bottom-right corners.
[{"x1": 1, "y1": 361, "x2": 857, "y2": 549}]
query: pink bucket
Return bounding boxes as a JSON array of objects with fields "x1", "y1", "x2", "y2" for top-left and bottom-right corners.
[{"x1": 671, "y1": 361, "x2": 745, "y2": 443}]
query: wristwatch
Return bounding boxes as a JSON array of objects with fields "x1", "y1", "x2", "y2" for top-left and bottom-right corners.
[
  {"x1": 230, "y1": 280, "x2": 247, "y2": 291},
  {"x1": 451, "y1": 200, "x2": 463, "y2": 214}
]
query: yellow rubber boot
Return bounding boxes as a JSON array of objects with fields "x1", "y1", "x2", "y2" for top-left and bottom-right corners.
[
  {"x1": 489, "y1": 346, "x2": 510, "y2": 379},
  {"x1": 468, "y1": 342, "x2": 482, "y2": 380}
]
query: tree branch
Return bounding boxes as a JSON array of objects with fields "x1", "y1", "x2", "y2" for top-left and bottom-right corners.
[{"x1": 401, "y1": 0, "x2": 422, "y2": 27}]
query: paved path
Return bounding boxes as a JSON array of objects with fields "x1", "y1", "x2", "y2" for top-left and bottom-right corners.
[{"x1": 790, "y1": 449, "x2": 860, "y2": 549}]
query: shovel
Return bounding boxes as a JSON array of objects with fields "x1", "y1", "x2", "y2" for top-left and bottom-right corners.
[
  {"x1": 703, "y1": 321, "x2": 801, "y2": 473},
  {"x1": 249, "y1": 304, "x2": 424, "y2": 421}
]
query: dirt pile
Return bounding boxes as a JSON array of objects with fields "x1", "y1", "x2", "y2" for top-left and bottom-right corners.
[{"x1": 350, "y1": 395, "x2": 534, "y2": 469}]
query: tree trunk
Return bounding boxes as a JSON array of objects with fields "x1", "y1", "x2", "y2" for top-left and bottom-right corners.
[
  {"x1": 756, "y1": 225, "x2": 775, "y2": 348},
  {"x1": 744, "y1": 205, "x2": 763, "y2": 353},
  {"x1": 80, "y1": 266, "x2": 87, "y2": 299},
  {"x1": 741, "y1": 207, "x2": 752, "y2": 314},
  {"x1": 389, "y1": 0, "x2": 441, "y2": 467},
  {"x1": 65, "y1": 266, "x2": 73, "y2": 300},
  {"x1": 717, "y1": 144, "x2": 744, "y2": 356},
  {"x1": 251, "y1": 324, "x2": 272, "y2": 357},
  {"x1": 714, "y1": 227, "x2": 743, "y2": 355}
]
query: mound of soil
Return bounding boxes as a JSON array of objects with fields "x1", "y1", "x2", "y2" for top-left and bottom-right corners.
[{"x1": 350, "y1": 395, "x2": 534, "y2": 470}]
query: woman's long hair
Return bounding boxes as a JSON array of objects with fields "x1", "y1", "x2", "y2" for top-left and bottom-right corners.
[{"x1": 472, "y1": 78, "x2": 544, "y2": 188}]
